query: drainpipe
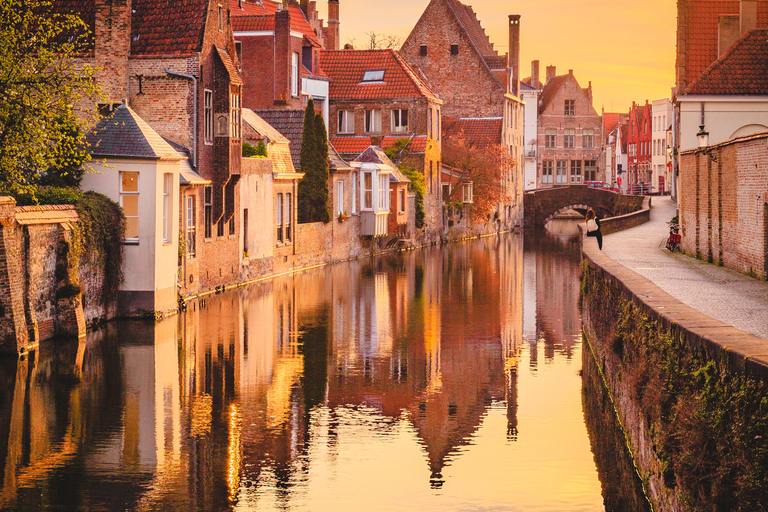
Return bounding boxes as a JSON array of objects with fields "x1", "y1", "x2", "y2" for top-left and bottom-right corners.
[{"x1": 166, "y1": 68, "x2": 198, "y2": 168}]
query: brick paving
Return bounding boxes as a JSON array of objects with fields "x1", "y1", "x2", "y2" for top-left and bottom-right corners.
[{"x1": 602, "y1": 196, "x2": 768, "y2": 340}]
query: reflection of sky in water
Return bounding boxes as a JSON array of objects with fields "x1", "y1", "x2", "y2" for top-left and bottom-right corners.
[{"x1": 0, "y1": 232, "x2": 631, "y2": 511}]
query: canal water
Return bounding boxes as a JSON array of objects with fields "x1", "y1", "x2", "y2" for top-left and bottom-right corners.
[{"x1": 0, "y1": 227, "x2": 650, "y2": 511}]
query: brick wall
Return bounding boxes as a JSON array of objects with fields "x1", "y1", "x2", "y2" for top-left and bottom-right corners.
[{"x1": 680, "y1": 132, "x2": 768, "y2": 278}]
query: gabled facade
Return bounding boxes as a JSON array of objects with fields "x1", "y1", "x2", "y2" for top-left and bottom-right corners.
[
  {"x1": 352, "y1": 146, "x2": 397, "y2": 237},
  {"x1": 520, "y1": 60, "x2": 543, "y2": 191},
  {"x1": 651, "y1": 99, "x2": 673, "y2": 195},
  {"x1": 536, "y1": 67, "x2": 602, "y2": 188},
  {"x1": 627, "y1": 101, "x2": 653, "y2": 193},
  {"x1": 600, "y1": 111, "x2": 628, "y2": 189},
  {"x1": 231, "y1": 0, "x2": 331, "y2": 125},
  {"x1": 58, "y1": 0, "x2": 245, "y2": 301},
  {"x1": 401, "y1": 0, "x2": 524, "y2": 228}
]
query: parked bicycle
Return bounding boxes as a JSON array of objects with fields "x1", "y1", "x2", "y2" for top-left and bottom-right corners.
[{"x1": 666, "y1": 222, "x2": 681, "y2": 251}]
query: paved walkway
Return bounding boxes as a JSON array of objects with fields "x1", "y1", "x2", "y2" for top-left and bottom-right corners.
[{"x1": 602, "y1": 196, "x2": 768, "y2": 341}]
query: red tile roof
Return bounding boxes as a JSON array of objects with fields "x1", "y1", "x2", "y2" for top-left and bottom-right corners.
[
  {"x1": 330, "y1": 136, "x2": 428, "y2": 155},
  {"x1": 678, "y1": 0, "x2": 768, "y2": 90},
  {"x1": 442, "y1": 117, "x2": 502, "y2": 149},
  {"x1": 130, "y1": 0, "x2": 209, "y2": 55},
  {"x1": 320, "y1": 49, "x2": 439, "y2": 100},
  {"x1": 232, "y1": 15, "x2": 274, "y2": 31},
  {"x1": 215, "y1": 46, "x2": 243, "y2": 85},
  {"x1": 685, "y1": 29, "x2": 768, "y2": 94},
  {"x1": 230, "y1": 0, "x2": 321, "y2": 47}
]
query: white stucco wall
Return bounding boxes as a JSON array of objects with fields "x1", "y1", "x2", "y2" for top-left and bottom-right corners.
[
  {"x1": 240, "y1": 159, "x2": 276, "y2": 262},
  {"x1": 678, "y1": 96, "x2": 768, "y2": 151}
]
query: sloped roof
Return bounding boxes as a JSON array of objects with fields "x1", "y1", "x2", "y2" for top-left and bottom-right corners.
[
  {"x1": 329, "y1": 144, "x2": 353, "y2": 171},
  {"x1": 443, "y1": 0, "x2": 496, "y2": 57},
  {"x1": 353, "y1": 146, "x2": 398, "y2": 169},
  {"x1": 320, "y1": 50, "x2": 439, "y2": 100},
  {"x1": 215, "y1": 46, "x2": 243, "y2": 85},
  {"x1": 86, "y1": 104, "x2": 182, "y2": 160},
  {"x1": 330, "y1": 136, "x2": 428, "y2": 155},
  {"x1": 232, "y1": 14, "x2": 274, "y2": 31},
  {"x1": 242, "y1": 108, "x2": 289, "y2": 143},
  {"x1": 442, "y1": 117, "x2": 503, "y2": 149},
  {"x1": 229, "y1": 0, "x2": 321, "y2": 47},
  {"x1": 390, "y1": 166, "x2": 411, "y2": 184},
  {"x1": 537, "y1": 74, "x2": 569, "y2": 114},
  {"x1": 678, "y1": 0, "x2": 768, "y2": 90},
  {"x1": 685, "y1": 28, "x2": 768, "y2": 94}
]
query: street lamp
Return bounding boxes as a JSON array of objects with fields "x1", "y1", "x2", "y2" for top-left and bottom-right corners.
[{"x1": 697, "y1": 125, "x2": 709, "y2": 148}]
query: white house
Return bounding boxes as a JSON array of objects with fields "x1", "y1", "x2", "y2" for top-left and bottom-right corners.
[
  {"x1": 520, "y1": 76, "x2": 540, "y2": 191},
  {"x1": 651, "y1": 98, "x2": 674, "y2": 194},
  {"x1": 83, "y1": 104, "x2": 185, "y2": 316},
  {"x1": 352, "y1": 146, "x2": 395, "y2": 237}
]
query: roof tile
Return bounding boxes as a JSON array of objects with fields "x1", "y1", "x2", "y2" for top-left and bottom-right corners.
[
  {"x1": 685, "y1": 29, "x2": 768, "y2": 94},
  {"x1": 442, "y1": 117, "x2": 502, "y2": 150}
]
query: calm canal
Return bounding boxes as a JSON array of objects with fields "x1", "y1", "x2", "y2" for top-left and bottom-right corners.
[{"x1": 0, "y1": 227, "x2": 650, "y2": 511}]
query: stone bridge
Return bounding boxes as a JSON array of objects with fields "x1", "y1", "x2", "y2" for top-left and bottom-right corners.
[{"x1": 523, "y1": 185, "x2": 645, "y2": 229}]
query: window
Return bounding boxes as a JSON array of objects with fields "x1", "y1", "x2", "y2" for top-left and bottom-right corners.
[
  {"x1": 163, "y1": 173, "x2": 172, "y2": 243},
  {"x1": 420, "y1": 45, "x2": 427, "y2": 56},
  {"x1": 545, "y1": 130, "x2": 556, "y2": 148},
  {"x1": 564, "y1": 129, "x2": 575, "y2": 149},
  {"x1": 242, "y1": 208, "x2": 248, "y2": 256},
  {"x1": 450, "y1": 44, "x2": 459, "y2": 55},
  {"x1": 570, "y1": 160, "x2": 582, "y2": 183},
  {"x1": 363, "y1": 171, "x2": 373, "y2": 209},
  {"x1": 204, "y1": 186, "x2": 213, "y2": 238},
  {"x1": 583, "y1": 129, "x2": 594, "y2": 149},
  {"x1": 337, "y1": 181, "x2": 344, "y2": 215},
  {"x1": 542, "y1": 160, "x2": 553, "y2": 184},
  {"x1": 186, "y1": 195, "x2": 196, "y2": 258},
  {"x1": 338, "y1": 110, "x2": 354, "y2": 134},
  {"x1": 230, "y1": 93, "x2": 241, "y2": 138},
  {"x1": 285, "y1": 193, "x2": 292, "y2": 242},
  {"x1": 462, "y1": 182, "x2": 473, "y2": 203},
  {"x1": 235, "y1": 41, "x2": 242, "y2": 70},
  {"x1": 442, "y1": 183, "x2": 450, "y2": 200},
  {"x1": 564, "y1": 100, "x2": 575, "y2": 116},
  {"x1": 584, "y1": 160, "x2": 597, "y2": 181},
  {"x1": 291, "y1": 53, "x2": 299, "y2": 97},
  {"x1": 362, "y1": 69, "x2": 385, "y2": 82},
  {"x1": 218, "y1": 5, "x2": 224, "y2": 31},
  {"x1": 436, "y1": 109, "x2": 440, "y2": 141},
  {"x1": 204, "y1": 90, "x2": 213, "y2": 144},
  {"x1": 229, "y1": 215, "x2": 235, "y2": 235},
  {"x1": 392, "y1": 109, "x2": 408, "y2": 133},
  {"x1": 428, "y1": 108, "x2": 433, "y2": 138},
  {"x1": 556, "y1": 160, "x2": 567, "y2": 184},
  {"x1": 120, "y1": 172, "x2": 139, "y2": 241},
  {"x1": 276, "y1": 193, "x2": 283, "y2": 243},
  {"x1": 217, "y1": 219, "x2": 224, "y2": 237},
  {"x1": 399, "y1": 189, "x2": 406, "y2": 212},
  {"x1": 364, "y1": 109, "x2": 381, "y2": 133},
  {"x1": 379, "y1": 174, "x2": 388, "y2": 211},
  {"x1": 351, "y1": 172, "x2": 357, "y2": 213}
]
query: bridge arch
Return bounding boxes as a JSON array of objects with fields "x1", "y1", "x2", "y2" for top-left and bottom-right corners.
[{"x1": 523, "y1": 186, "x2": 645, "y2": 229}]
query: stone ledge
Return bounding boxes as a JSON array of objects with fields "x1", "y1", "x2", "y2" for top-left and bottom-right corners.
[{"x1": 583, "y1": 236, "x2": 768, "y2": 382}]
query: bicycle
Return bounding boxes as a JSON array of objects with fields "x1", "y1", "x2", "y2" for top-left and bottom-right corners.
[{"x1": 666, "y1": 222, "x2": 681, "y2": 251}]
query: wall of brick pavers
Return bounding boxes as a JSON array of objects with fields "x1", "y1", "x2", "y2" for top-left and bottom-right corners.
[
  {"x1": 581, "y1": 237, "x2": 768, "y2": 511},
  {"x1": 679, "y1": 132, "x2": 768, "y2": 279}
]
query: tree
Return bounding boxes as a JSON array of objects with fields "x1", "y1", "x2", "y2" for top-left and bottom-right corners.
[
  {"x1": 384, "y1": 139, "x2": 425, "y2": 229},
  {"x1": 346, "y1": 31, "x2": 403, "y2": 50},
  {"x1": 297, "y1": 98, "x2": 330, "y2": 223},
  {"x1": 0, "y1": 0, "x2": 99, "y2": 197},
  {"x1": 441, "y1": 132, "x2": 515, "y2": 223}
]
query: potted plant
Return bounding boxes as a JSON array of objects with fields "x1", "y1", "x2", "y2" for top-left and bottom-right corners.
[{"x1": 337, "y1": 211, "x2": 348, "y2": 223}]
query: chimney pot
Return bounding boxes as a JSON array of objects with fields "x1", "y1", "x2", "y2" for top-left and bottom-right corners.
[{"x1": 546, "y1": 65, "x2": 556, "y2": 82}]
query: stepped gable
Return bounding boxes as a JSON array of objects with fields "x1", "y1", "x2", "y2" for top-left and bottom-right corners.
[
  {"x1": 320, "y1": 49, "x2": 439, "y2": 100},
  {"x1": 443, "y1": 0, "x2": 496, "y2": 58},
  {"x1": 86, "y1": 104, "x2": 182, "y2": 160},
  {"x1": 685, "y1": 28, "x2": 768, "y2": 94},
  {"x1": 442, "y1": 117, "x2": 502, "y2": 150}
]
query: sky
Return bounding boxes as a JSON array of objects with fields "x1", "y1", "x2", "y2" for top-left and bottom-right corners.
[{"x1": 314, "y1": 0, "x2": 677, "y2": 114}]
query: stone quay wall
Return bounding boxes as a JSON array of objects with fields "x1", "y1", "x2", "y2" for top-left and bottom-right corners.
[{"x1": 581, "y1": 239, "x2": 768, "y2": 511}]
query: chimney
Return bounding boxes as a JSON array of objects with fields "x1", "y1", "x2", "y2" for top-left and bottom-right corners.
[
  {"x1": 588, "y1": 81, "x2": 593, "y2": 104},
  {"x1": 740, "y1": 0, "x2": 758, "y2": 34},
  {"x1": 327, "y1": 0, "x2": 340, "y2": 51},
  {"x1": 370, "y1": 135, "x2": 383, "y2": 147},
  {"x1": 275, "y1": 9, "x2": 291, "y2": 104},
  {"x1": 531, "y1": 60, "x2": 540, "y2": 89},
  {"x1": 508, "y1": 15, "x2": 521, "y2": 96},
  {"x1": 718, "y1": 15, "x2": 740, "y2": 56},
  {"x1": 568, "y1": 69, "x2": 573, "y2": 76},
  {"x1": 545, "y1": 65, "x2": 556, "y2": 82},
  {"x1": 95, "y1": 0, "x2": 131, "y2": 103}
]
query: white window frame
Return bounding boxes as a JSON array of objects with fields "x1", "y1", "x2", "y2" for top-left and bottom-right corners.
[
  {"x1": 120, "y1": 171, "x2": 139, "y2": 242},
  {"x1": 351, "y1": 172, "x2": 357, "y2": 213},
  {"x1": 362, "y1": 171, "x2": 373, "y2": 210},
  {"x1": 392, "y1": 109, "x2": 408, "y2": 133},
  {"x1": 542, "y1": 160, "x2": 553, "y2": 184},
  {"x1": 556, "y1": 160, "x2": 567, "y2": 184},
  {"x1": 338, "y1": 110, "x2": 354, "y2": 134},
  {"x1": 163, "y1": 173, "x2": 172, "y2": 243},
  {"x1": 204, "y1": 90, "x2": 213, "y2": 144},
  {"x1": 230, "y1": 92, "x2": 241, "y2": 138},
  {"x1": 399, "y1": 188, "x2": 405, "y2": 213},
  {"x1": 378, "y1": 174, "x2": 388, "y2": 211},
  {"x1": 186, "y1": 195, "x2": 196, "y2": 258},
  {"x1": 364, "y1": 109, "x2": 381, "y2": 134},
  {"x1": 337, "y1": 180, "x2": 344, "y2": 215},
  {"x1": 276, "y1": 193, "x2": 283, "y2": 243},
  {"x1": 285, "y1": 193, "x2": 292, "y2": 243},
  {"x1": 291, "y1": 53, "x2": 299, "y2": 98}
]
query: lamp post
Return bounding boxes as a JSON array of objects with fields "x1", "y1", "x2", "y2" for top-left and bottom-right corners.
[{"x1": 697, "y1": 125, "x2": 709, "y2": 148}]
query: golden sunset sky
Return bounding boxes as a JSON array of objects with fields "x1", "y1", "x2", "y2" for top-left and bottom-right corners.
[{"x1": 315, "y1": 0, "x2": 677, "y2": 114}]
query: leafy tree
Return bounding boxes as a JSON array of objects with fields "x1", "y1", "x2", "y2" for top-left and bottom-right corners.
[
  {"x1": 242, "y1": 140, "x2": 268, "y2": 158},
  {"x1": 441, "y1": 132, "x2": 515, "y2": 222},
  {"x1": 0, "y1": 0, "x2": 99, "y2": 197},
  {"x1": 297, "y1": 98, "x2": 330, "y2": 223},
  {"x1": 384, "y1": 139, "x2": 425, "y2": 229}
]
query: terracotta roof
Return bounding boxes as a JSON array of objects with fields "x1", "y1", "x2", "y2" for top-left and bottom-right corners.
[
  {"x1": 679, "y1": 0, "x2": 768, "y2": 90},
  {"x1": 442, "y1": 117, "x2": 502, "y2": 149},
  {"x1": 232, "y1": 15, "x2": 274, "y2": 31},
  {"x1": 685, "y1": 29, "x2": 768, "y2": 94},
  {"x1": 230, "y1": 1, "x2": 321, "y2": 47},
  {"x1": 49, "y1": 0, "x2": 95, "y2": 51},
  {"x1": 329, "y1": 136, "x2": 428, "y2": 155},
  {"x1": 320, "y1": 50, "x2": 439, "y2": 100},
  {"x1": 538, "y1": 74, "x2": 569, "y2": 114},
  {"x1": 86, "y1": 104, "x2": 182, "y2": 160}
]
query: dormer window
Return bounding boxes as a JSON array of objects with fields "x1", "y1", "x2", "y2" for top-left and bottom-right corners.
[{"x1": 362, "y1": 69, "x2": 385, "y2": 83}]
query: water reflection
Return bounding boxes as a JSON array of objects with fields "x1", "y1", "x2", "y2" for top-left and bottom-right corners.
[{"x1": 0, "y1": 231, "x2": 647, "y2": 511}]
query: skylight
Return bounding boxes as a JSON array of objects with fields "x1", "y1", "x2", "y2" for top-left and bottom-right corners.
[{"x1": 362, "y1": 69, "x2": 385, "y2": 82}]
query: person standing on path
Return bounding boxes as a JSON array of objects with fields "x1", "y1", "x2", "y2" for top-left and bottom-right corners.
[{"x1": 585, "y1": 209, "x2": 602, "y2": 250}]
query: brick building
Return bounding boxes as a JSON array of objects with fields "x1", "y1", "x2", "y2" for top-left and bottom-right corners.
[
  {"x1": 56, "y1": 0, "x2": 246, "y2": 301},
  {"x1": 400, "y1": 0, "x2": 524, "y2": 228},
  {"x1": 320, "y1": 49, "x2": 443, "y2": 237},
  {"x1": 600, "y1": 111, "x2": 629, "y2": 190},
  {"x1": 627, "y1": 101, "x2": 653, "y2": 194},
  {"x1": 536, "y1": 67, "x2": 602, "y2": 188}
]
